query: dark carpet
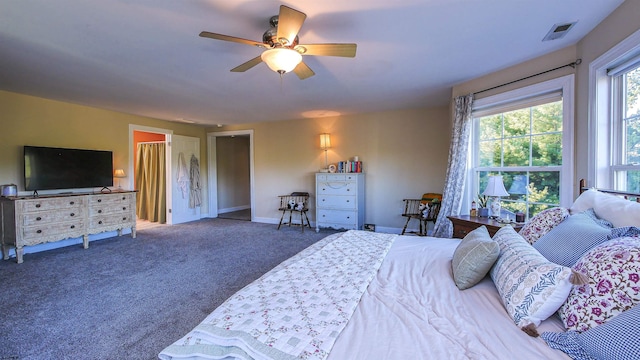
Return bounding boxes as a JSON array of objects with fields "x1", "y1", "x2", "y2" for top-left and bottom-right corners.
[{"x1": 0, "y1": 219, "x2": 338, "y2": 360}]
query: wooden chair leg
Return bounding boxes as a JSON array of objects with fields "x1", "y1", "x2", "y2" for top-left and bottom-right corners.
[
  {"x1": 303, "y1": 211, "x2": 311, "y2": 229},
  {"x1": 277, "y1": 209, "x2": 287, "y2": 230},
  {"x1": 401, "y1": 216, "x2": 412, "y2": 235},
  {"x1": 288, "y1": 211, "x2": 293, "y2": 227}
]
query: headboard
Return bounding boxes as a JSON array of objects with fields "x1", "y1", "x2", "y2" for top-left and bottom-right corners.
[{"x1": 579, "y1": 178, "x2": 640, "y2": 201}]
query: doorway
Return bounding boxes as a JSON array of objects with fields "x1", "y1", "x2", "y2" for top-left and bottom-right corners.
[
  {"x1": 131, "y1": 127, "x2": 169, "y2": 226},
  {"x1": 207, "y1": 130, "x2": 255, "y2": 221}
]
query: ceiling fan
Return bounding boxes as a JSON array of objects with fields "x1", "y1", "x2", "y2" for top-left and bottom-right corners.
[{"x1": 199, "y1": 5, "x2": 357, "y2": 80}]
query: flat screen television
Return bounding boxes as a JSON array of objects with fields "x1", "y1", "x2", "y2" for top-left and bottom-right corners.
[{"x1": 24, "y1": 145, "x2": 113, "y2": 191}]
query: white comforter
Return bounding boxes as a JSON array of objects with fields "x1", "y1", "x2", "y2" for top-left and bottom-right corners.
[
  {"x1": 160, "y1": 231, "x2": 569, "y2": 359},
  {"x1": 327, "y1": 235, "x2": 569, "y2": 360}
]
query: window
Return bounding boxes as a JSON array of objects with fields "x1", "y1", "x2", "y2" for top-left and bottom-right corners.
[
  {"x1": 590, "y1": 28, "x2": 640, "y2": 192},
  {"x1": 469, "y1": 76, "x2": 575, "y2": 219},
  {"x1": 610, "y1": 63, "x2": 640, "y2": 192}
]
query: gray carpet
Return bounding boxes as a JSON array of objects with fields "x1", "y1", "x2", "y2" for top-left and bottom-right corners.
[{"x1": 0, "y1": 219, "x2": 339, "y2": 360}]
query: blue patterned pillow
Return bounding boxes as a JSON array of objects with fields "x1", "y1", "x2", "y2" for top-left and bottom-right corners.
[
  {"x1": 490, "y1": 226, "x2": 576, "y2": 334},
  {"x1": 542, "y1": 305, "x2": 640, "y2": 360},
  {"x1": 533, "y1": 210, "x2": 613, "y2": 267},
  {"x1": 533, "y1": 209, "x2": 640, "y2": 267}
]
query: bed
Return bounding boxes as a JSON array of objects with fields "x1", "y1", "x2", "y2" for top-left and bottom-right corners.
[{"x1": 159, "y1": 182, "x2": 640, "y2": 360}]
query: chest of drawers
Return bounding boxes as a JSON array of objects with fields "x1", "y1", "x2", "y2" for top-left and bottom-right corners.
[
  {"x1": 1, "y1": 191, "x2": 136, "y2": 263},
  {"x1": 315, "y1": 173, "x2": 365, "y2": 231}
]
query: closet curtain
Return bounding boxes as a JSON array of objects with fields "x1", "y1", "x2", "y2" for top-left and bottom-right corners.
[
  {"x1": 432, "y1": 94, "x2": 474, "y2": 238},
  {"x1": 135, "y1": 143, "x2": 166, "y2": 223}
]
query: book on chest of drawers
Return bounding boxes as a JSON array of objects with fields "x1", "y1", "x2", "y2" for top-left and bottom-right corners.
[
  {"x1": 315, "y1": 173, "x2": 365, "y2": 232},
  {"x1": 1, "y1": 191, "x2": 136, "y2": 263}
]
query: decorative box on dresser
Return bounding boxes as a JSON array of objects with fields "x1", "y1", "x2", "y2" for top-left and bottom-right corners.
[
  {"x1": 1, "y1": 191, "x2": 136, "y2": 263},
  {"x1": 315, "y1": 173, "x2": 365, "y2": 232}
]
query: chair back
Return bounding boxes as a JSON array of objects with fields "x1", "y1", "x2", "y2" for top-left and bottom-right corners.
[{"x1": 278, "y1": 192, "x2": 309, "y2": 211}]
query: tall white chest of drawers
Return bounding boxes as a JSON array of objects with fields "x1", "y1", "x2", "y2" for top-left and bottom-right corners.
[{"x1": 315, "y1": 173, "x2": 365, "y2": 231}]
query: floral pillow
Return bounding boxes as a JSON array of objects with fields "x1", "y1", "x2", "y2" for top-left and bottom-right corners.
[
  {"x1": 558, "y1": 237, "x2": 640, "y2": 332},
  {"x1": 518, "y1": 207, "x2": 570, "y2": 245}
]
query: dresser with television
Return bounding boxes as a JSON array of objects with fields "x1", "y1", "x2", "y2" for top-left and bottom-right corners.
[{"x1": 1, "y1": 191, "x2": 136, "y2": 263}]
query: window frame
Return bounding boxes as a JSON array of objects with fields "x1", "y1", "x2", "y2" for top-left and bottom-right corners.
[
  {"x1": 467, "y1": 75, "x2": 575, "y2": 214},
  {"x1": 589, "y1": 28, "x2": 640, "y2": 190}
]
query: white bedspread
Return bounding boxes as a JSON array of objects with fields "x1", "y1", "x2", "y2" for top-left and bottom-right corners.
[
  {"x1": 159, "y1": 231, "x2": 396, "y2": 360},
  {"x1": 159, "y1": 232, "x2": 570, "y2": 360},
  {"x1": 327, "y1": 235, "x2": 570, "y2": 359}
]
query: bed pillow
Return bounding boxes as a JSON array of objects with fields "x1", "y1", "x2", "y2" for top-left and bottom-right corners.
[
  {"x1": 451, "y1": 226, "x2": 499, "y2": 290},
  {"x1": 558, "y1": 237, "x2": 640, "y2": 333},
  {"x1": 490, "y1": 226, "x2": 578, "y2": 335},
  {"x1": 541, "y1": 305, "x2": 640, "y2": 360},
  {"x1": 571, "y1": 189, "x2": 640, "y2": 228},
  {"x1": 518, "y1": 207, "x2": 569, "y2": 245},
  {"x1": 532, "y1": 210, "x2": 613, "y2": 267}
]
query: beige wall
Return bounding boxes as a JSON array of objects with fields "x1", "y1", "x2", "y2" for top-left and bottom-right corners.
[
  {"x1": 208, "y1": 106, "x2": 451, "y2": 231},
  {"x1": 0, "y1": 90, "x2": 210, "y2": 214},
  {"x1": 452, "y1": 0, "x2": 640, "y2": 198}
]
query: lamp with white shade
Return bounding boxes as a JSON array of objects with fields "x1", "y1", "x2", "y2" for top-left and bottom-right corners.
[
  {"x1": 320, "y1": 133, "x2": 331, "y2": 169},
  {"x1": 114, "y1": 169, "x2": 126, "y2": 190},
  {"x1": 482, "y1": 175, "x2": 509, "y2": 218}
]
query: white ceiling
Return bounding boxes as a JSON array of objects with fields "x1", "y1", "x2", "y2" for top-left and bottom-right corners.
[{"x1": 0, "y1": 0, "x2": 624, "y2": 126}]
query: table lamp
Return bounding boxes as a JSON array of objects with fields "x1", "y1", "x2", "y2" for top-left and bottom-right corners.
[{"x1": 482, "y1": 175, "x2": 509, "y2": 218}]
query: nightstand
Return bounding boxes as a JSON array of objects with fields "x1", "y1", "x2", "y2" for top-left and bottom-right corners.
[{"x1": 447, "y1": 215, "x2": 523, "y2": 239}]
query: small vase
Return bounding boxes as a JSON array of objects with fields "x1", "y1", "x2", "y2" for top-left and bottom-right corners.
[{"x1": 478, "y1": 208, "x2": 489, "y2": 217}]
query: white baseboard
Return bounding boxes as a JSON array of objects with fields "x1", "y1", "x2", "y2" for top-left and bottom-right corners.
[{"x1": 218, "y1": 205, "x2": 250, "y2": 214}]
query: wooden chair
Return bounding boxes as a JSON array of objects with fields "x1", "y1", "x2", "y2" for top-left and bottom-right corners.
[
  {"x1": 277, "y1": 192, "x2": 312, "y2": 232},
  {"x1": 401, "y1": 193, "x2": 442, "y2": 236}
]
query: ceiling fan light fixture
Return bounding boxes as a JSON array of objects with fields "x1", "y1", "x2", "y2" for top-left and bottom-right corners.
[{"x1": 261, "y1": 48, "x2": 302, "y2": 74}]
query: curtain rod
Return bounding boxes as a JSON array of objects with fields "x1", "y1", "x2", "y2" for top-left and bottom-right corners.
[{"x1": 474, "y1": 59, "x2": 582, "y2": 96}]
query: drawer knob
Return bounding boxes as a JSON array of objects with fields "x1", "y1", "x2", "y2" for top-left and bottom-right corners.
[
  {"x1": 70, "y1": 201, "x2": 75, "y2": 205},
  {"x1": 347, "y1": 189, "x2": 350, "y2": 191},
  {"x1": 70, "y1": 225, "x2": 75, "y2": 229},
  {"x1": 122, "y1": 197, "x2": 126, "y2": 200},
  {"x1": 98, "y1": 221, "x2": 103, "y2": 224},
  {"x1": 122, "y1": 217, "x2": 127, "y2": 221},
  {"x1": 70, "y1": 213, "x2": 75, "y2": 217},
  {"x1": 98, "y1": 210, "x2": 102, "y2": 213},
  {"x1": 35, "y1": 204, "x2": 41, "y2": 208},
  {"x1": 346, "y1": 200, "x2": 350, "y2": 202},
  {"x1": 36, "y1": 229, "x2": 42, "y2": 234},
  {"x1": 36, "y1": 217, "x2": 42, "y2": 221},
  {"x1": 97, "y1": 199, "x2": 102, "y2": 202},
  {"x1": 123, "y1": 207, "x2": 126, "y2": 210}
]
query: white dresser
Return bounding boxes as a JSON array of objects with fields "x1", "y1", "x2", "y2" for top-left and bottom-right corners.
[
  {"x1": 1, "y1": 191, "x2": 136, "y2": 263},
  {"x1": 315, "y1": 173, "x2": 365, "y2": 231}
]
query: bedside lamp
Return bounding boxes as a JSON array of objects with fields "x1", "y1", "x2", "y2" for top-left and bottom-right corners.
[
  {"x1": 114, "y1": 169, "x2": 126, "y2": 190},
  {"x1": 482, "y1": 175, "x2": 509, "y2": 218}
]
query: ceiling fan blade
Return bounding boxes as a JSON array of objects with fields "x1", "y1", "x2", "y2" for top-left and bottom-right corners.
[
  {"x1": 295, "y1": 43, "x2": 357, "y2": 57},
  {"x1": 199, "y1": 31, "x2": 266, "y2": 48},
  {"x1": 230, "y1": 56, "x2": 263, "y2": 72},
  {"x1": 293, "y1": 61, "x2": 315, "y2": 80},
  {"x1": 276, "y1": 5, "x2": 306, "y2": 46}
]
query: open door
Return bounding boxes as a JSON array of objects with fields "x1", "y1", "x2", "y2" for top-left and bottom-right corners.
[{"x1": 170, "y1": 135, "x2": 201, "y2": 224}]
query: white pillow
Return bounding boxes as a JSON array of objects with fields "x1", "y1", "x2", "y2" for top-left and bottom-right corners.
[{"x1": 571, "y1": 189, "x2": 640, "y2": 228}]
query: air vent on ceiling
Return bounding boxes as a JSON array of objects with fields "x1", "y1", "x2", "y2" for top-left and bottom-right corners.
[{"x1": 542, "y1": 21, "x2": 577, "y2": 41}]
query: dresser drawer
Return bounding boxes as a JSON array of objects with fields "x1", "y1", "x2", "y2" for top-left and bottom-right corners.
[
  {"x1": 90, "y1": 203, "x2": 133, "y2": 216},
  {"x1": 22, "y1": 209, "x2": 84, "y2": 225},
  {"x1": 317, "y1": 209, "x2": 358, "y2": 225},
  {"x1": 317, "y1": 194, "x2": 356, "y2": 209},
  {"x1": 18, "y1": 197, "x2": 84, "y2": 213},
  {"x1": 317, "y1": 181, "x2": 357, "y2": 195},
  {"x1": 22, "y1": 220, "x2": 85, "y2": 245},
  {"x1": 90, "y1": 213, "x2": 135, "y2": 229},
  {"x1": 89, "y1": 193, "x2": 134, "y2": 206}
]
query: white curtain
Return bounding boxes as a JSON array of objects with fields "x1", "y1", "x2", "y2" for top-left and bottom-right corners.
[{"x1": 432, "y1": 94, "x2": 474, "y2": 238}]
